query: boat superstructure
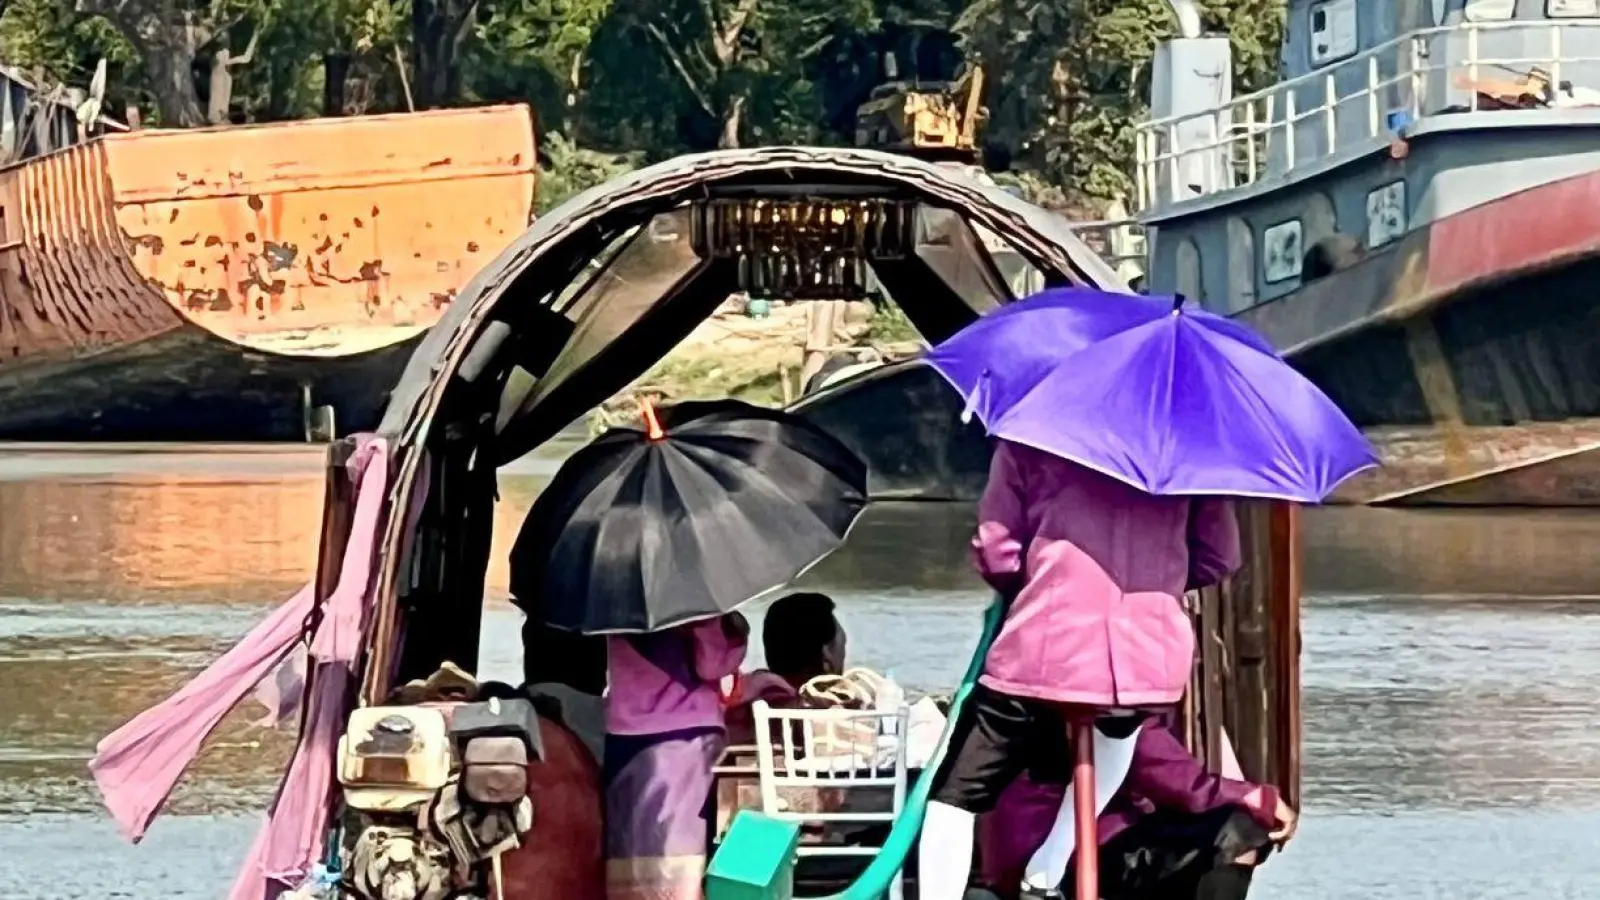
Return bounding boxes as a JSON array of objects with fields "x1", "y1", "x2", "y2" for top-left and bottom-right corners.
[{"x1": 1136, "y1": 0, "x2": 1600, "y2": 505}]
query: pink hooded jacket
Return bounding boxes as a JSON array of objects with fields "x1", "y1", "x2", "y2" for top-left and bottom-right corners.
[{"x1": 974, "y1": 441, "x2": 1241, "y2": 708}]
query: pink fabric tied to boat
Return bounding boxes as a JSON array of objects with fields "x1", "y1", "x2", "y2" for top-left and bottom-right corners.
[{"x1": 89, "y1": 436, "x2": 395, "y2": 900}]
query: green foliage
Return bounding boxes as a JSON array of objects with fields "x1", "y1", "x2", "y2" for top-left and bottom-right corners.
[
  {"x1": 0, "y1": 0, "x2": 137, "y2": 96},
  {"x1": 0, "y1": 0, "x2": 1286, "y2": 211},
  {"x1": 865, "y1": 300, "x2": 921, "y2": 345},
  {"x1": 958, "y1": 0, "x2": 1283, "y2": 211},
  {"x1": 536, "y1": 131, "x2": 641, "y2": 214}
]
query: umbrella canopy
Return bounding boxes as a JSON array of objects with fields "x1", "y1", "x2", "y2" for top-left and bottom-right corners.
[
  {"x1": 513, "y1": 399, "x2": 868, "y2": 634},
  {"x1": 924, "y1": 287, "x2": 1278, "y2": 428},
  {"x1": 925, "y1": 288, "x2": 1377, "y2": 502}
]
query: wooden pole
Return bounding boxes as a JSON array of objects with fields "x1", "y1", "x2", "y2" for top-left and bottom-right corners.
[
  {"x1": 1268, "y1": 500, "x2": 1304, "y2": 807},
  {"x1": 801, "y1": 300, "x2": 838, "y2": 384}
]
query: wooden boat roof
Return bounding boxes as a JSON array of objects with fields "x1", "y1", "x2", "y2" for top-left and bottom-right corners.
[{"x1": 376, "y1": 145, "x2": 1125, "y2": 464}]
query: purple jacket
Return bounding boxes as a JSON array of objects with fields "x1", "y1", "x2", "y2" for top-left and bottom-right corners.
[
  {"x1": 977, "y1": 722, "x2": 1279, "y2": 887},
  {"x1": 974, "y1": 441, "x2": 1241, "y2": 707},
  {"x1": 605, "y1": 618, "x2": 747, "y2": 736}
]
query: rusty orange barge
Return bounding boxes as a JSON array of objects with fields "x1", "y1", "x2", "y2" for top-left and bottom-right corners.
[{"x1": 0, "y1": 105, "x2": 535, "y2": 441}]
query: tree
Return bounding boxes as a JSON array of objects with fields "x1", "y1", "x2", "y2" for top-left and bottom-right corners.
[
  {"x1": 74, "y1": 0, "x2": 265, "y2": 126},
  {"x1": 0, "y1": 0, "x2": 137, "y2": 110},
  {"x1": 411, "y1": 0, "x2": 479, "y2": 107},
  {"x1": 958, "y1": 0, "x2": 1284, "y2": 210},
  {"x1": 206, "y1": 22, "x2": 258, "y2": 123},
  {"x1": 465, "y1": 0, "x2": 614, "y2": 132},
  {"x1": 611, "y1": 0, "x2": 875, "y2": 149},
  {"x1": 323, "y1": 0, "x2": 409, "y2": 115}
]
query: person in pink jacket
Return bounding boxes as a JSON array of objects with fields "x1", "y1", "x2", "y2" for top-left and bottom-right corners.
[
  {"x1": 605, "y1": 614, "x2": 749, "y2": 900},
  {"x1": 918, "y1": 440, "x2": 1244, "y2": 900}
]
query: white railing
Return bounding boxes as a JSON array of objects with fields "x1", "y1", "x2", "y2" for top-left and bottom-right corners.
[
  {"x1": 1070, "y1": 218, "x2": 1147, "y2": 282},
  {"x1": 1135, "y1": 20, "x2": 1600, "y2": 211}
]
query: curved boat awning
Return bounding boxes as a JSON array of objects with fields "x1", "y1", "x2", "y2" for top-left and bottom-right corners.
[{"x1": 376, "y1": 146, "x2": 1126, "y2": 464}]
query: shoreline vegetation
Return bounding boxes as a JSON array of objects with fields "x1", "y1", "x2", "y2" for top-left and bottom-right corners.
[
  {"x1": 1, "y1": 2, "x2": 1286, "y2": 226},
  {"x1": 590, "y1": 298, "x2": 924, "y2": 433}
]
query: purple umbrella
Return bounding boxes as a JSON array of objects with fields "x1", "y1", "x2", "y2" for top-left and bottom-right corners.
[
  {"x1": 925, "y1": 288, "x2": 1278, "y2": 429},
  {"x1": 926, "y1": 288, "x2": 1376, "y2": 501}
]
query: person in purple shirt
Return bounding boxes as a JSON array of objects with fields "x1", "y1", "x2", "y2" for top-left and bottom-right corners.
[
  {"x1": 604, "y1": 613, "x2": 749, "y2": 900},
  {"x1": 919, "y1": 440, "x2": 1266, "y2": 900},
  {"x1": 975, "y1": 712, "x2": 1297, "y2": 900}
]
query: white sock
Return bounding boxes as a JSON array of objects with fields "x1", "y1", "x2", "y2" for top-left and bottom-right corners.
[
  {"x1": 1021, "y1": 787, "x2": 1077, "y2": 891},
  {"x1": 918, "y1": 801, "x2": 976, "y2": 900}
]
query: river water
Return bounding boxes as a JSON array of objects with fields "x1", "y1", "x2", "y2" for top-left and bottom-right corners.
[{"x1": 2, "y1": 446, "x2": 1598, "y2": 898}]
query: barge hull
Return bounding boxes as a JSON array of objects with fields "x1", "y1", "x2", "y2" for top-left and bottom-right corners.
[
  {"x1": 0, "y1": 325, "x2": 423, "y2": 441},
  {"x1": 0, "y1": 107, "x2": 535, "y2": 441}
]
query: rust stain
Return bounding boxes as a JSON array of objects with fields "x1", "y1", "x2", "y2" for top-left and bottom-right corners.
[
  {"x1": 0, "y1": 104, "x2": 538, "y2": 365},
  {"x1": 262, "y1": 241, "x2": 297, "y2": 271},
  {"x1": 128, "y1": 233, "x2": 165, "y2": 255}
]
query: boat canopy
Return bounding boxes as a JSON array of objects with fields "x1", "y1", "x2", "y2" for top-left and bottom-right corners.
[{"x1": 376, "y1": 146, "x2": 1124, "y2": 465}]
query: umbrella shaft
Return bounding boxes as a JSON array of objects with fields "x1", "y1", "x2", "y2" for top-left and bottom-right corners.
[{"x1": 1073, "y1": 721, "x2": 1098, "y2": 900}]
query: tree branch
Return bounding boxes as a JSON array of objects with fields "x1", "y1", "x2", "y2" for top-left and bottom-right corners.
[
  {"x1": 226, "y1": 28, "x2": 260, "y2": 67},
  {"x1": 451, "y1": 0, "x2": 483, "y2": 50},
  {"x1": 641, "y1": 20, "x2": 716, "y2": 117},
  {"x1": 711, "y1": 0, "x2": 758, "y2": 65}
]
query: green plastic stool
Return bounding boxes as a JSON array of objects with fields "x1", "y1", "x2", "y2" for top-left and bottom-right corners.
[{"x1": 707, "y1": 810, "x2": 802, "y2": 900}]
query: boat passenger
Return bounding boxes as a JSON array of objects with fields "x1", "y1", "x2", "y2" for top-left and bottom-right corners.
[
  {"x1": 605, "y1": 613, "x2": 750, "y2": 900},
  {"x1": 918, "y1": 439, "x2": 1248, "y2": 900},
  {"x1": 725, "y1": 591, "x2": 847, "y2": 744},
  {"x1": 975, "y1": 714, "x2": 1296, "y2": 900}
]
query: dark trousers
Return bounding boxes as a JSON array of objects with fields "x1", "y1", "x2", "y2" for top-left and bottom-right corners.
[
  {"x1": 930, "y1": 685, "x2": 1073, "y2": 812},
  {"x1": 1068, "y1": 806, "x2": 1272, "y2": 900}
]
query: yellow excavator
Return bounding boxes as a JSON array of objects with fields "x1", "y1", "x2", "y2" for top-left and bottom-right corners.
[{"x1": 852, "y1": 66, "x2": 987, "y2": 162}]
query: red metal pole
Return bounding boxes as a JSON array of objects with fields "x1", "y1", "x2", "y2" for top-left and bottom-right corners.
[{"x1": 1072, "y1": 719, "x2": 1098, "y2": 900}]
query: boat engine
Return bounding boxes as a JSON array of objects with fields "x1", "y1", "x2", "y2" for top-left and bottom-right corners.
[
  {"x1": 334, "y1": 696, "x2": 543, "y2": 900},
  {"x1": 337, "y1": 706, "x2": 457, "y2": 900}
]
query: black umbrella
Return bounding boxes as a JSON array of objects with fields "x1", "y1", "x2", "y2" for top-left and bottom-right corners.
[{"x1": 511, "y1": 398, "x2": 868, "y2": 634}]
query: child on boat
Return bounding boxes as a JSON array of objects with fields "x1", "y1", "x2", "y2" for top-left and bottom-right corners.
[
  {"x1": 918, "y1": 439, "x2": 1255, "y2": 900},
  {"x1": 604, "y1": 613, "x2": 749, "y2": 900}
]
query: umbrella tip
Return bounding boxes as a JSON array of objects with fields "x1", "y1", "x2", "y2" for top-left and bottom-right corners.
[
  {"x1": 1171, "y1": 293, "x2": 1187, "y2": 315},
  {"x1": 637, "y1": 397, "x2": 666, "y2": 441}
]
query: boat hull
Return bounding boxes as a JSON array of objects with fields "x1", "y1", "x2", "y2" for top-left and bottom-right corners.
[{"x1": 1240, "y1": 163, "x2": 1600, "y2": 506}]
